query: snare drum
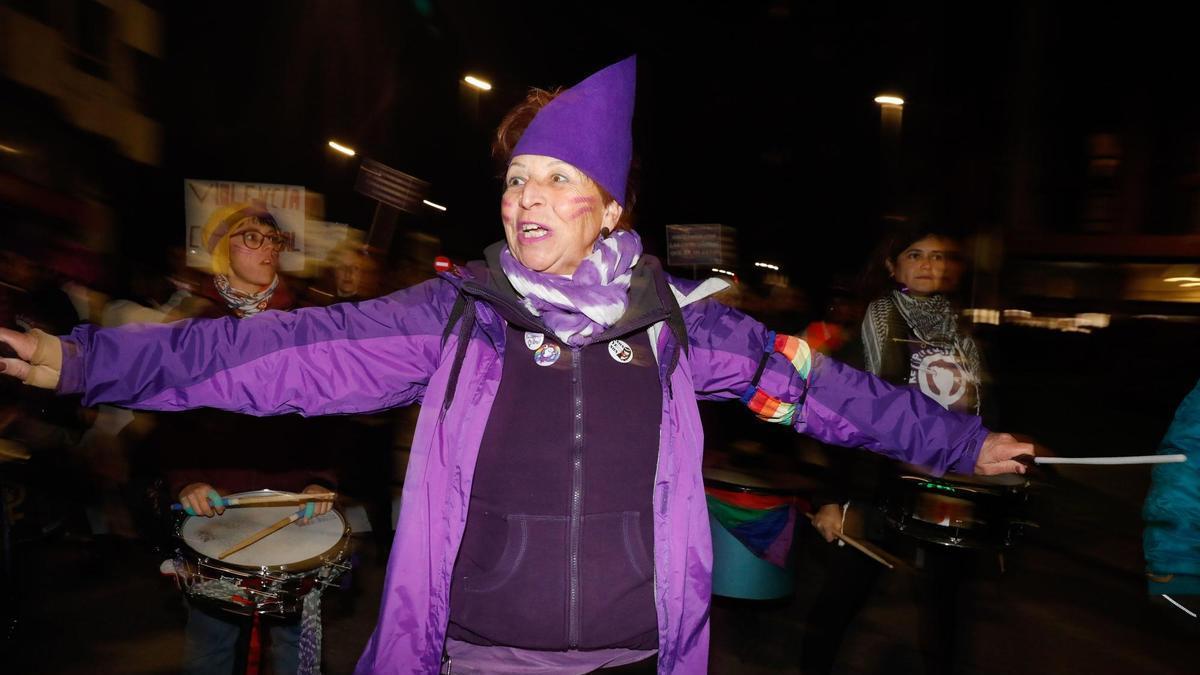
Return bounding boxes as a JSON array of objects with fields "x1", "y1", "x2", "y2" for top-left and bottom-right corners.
[
  {"x1": 704, "y1": 467, "x2": 814, "y2": 600},
  {"x1": 881, "y1": 470, "x2": 1030, "y2": 550},
  {"x1": 173, "y1": 490, "x2": 351, "y2": 617}
]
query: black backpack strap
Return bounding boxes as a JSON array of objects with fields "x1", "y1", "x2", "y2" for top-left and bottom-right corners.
[
  {"x1": 666, "y1": 300, "x2": 689, "y2": 359},
  {"x1": 440, "y1": 293, "x2": 477, "y2": 416},
  {"x1": 654, "y1": 274, "x2": 689, "y2": 385},
  {"x1": 441, "y1": 291, "x2": 469, "y2": 349}
]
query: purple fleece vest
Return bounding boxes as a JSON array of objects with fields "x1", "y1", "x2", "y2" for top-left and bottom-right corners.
[{"x1": 446, "y1": 323, "x2": 662, "y2": 651}]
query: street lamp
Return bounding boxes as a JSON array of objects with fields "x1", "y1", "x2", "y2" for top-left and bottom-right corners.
[
  {"x1": 327, "y1": 140, "x2": 356, "y2": 156},
  {"x1": 875, "y1": 92, "x2": 904, "y2": 219},
  {"x1": 463, "y1": 75, "x2": 493, "y2": 91}
]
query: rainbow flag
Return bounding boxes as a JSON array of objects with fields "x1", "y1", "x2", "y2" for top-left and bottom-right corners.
[{"x1": 705, "y1": 486, "x2": 808, "y2": 568}]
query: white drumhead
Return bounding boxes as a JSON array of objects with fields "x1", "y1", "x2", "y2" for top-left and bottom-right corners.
[{"x1": 181, "y1": 491, "x2": 346, "y2": 568}]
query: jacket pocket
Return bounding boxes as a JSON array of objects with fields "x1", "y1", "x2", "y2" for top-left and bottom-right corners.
[
  {"x1": 619, "y1": 511, "x2": 653, "y2": 579},
  {"x1": 449, "y1": 514, "x2": 570, "y2": 650},
  {"x1": 577, "y1": 511, "x2": 658, "y2": 649},
  {"x1": 463, "y1": 515, "x2": 530, "y2": 593}
]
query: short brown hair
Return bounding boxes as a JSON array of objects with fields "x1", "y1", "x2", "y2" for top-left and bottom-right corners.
[{"x1": 493, "y1": 88, "x2": 637, "y2": 230}]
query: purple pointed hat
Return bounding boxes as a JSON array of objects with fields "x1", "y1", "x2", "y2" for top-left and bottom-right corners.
[{"x1": 512, "y1": 55, "x2": 636, "y2": 206}]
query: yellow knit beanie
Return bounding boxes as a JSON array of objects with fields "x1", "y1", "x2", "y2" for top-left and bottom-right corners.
[{"x1": 199, "y1": 202, "x2": 278, "y2": 275}]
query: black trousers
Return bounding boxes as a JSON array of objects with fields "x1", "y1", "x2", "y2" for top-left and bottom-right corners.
[{"x1": 801, "y1": 531, "x2": 977, "y2": 675}]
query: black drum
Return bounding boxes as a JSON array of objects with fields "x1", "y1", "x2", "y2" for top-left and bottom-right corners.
[{"x1": 881, "y1": 470, "x2": 1032, "y2": 550}]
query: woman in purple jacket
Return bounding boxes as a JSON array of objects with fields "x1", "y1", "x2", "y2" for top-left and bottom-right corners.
[{"x1": 0, "y1": 57, "x2": 1030, "y2": 674}]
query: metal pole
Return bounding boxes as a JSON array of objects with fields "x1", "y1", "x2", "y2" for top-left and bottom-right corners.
[{"x1": 366, "y1": 202, "x2": 401, "y2": 253}]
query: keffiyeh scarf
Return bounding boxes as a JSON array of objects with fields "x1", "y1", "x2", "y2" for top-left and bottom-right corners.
[{"x1": 863, "y1": 289, "x2": 982, "y2": 413}]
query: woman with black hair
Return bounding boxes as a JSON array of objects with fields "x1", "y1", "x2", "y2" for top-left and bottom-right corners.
[{"x1": 803, "y1": 224, "x2": 991, "y2": 675}]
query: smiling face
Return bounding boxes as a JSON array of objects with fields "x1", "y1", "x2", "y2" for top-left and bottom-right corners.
[
  {"x1": 226, "y1": 218, "x2": 281, "y2": 293},
  {"x1": 501, "y1": 154, "x2": 622, "y2": 276},
  {"x1": 885, "y1": 235, "x2": 963, "y2": 296}
]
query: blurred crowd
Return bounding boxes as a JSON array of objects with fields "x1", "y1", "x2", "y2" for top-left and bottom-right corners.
[{"x1": 0, "y1": 217, "x2": 440, "y2": 551}]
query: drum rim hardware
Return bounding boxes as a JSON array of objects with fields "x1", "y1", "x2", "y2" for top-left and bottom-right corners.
[
  {"x1": 882, "y1": 472, "x2": 1033, "y2": 551},
  {"x1": 172, "y1": 489, "x2": 353, "y2": 617}
]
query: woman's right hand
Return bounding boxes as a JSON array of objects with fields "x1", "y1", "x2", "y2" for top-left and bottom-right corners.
[
  {"x1": 179, "y1": 482, "x2": 225, "y2": 517},
  {"x1": 0, "y1": 327, "x2": 37, "y2": 382},
  {"x1": 975, "y1": 432, "x2": 1033, "y2": 476},
  {"x1": 811, "y1": 503, "x2": 844, "y2": 543}
]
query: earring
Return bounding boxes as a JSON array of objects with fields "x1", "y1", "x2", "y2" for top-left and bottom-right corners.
[{"x1": 600, "y1": 227, "x2": 612, "y2": 238}]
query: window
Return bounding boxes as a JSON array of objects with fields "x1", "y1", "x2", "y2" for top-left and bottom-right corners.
[{"x1": 71, "y1": 0, "x2": 114, "y2": 80}]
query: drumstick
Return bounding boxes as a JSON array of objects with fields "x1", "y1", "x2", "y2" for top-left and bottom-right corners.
[
  {"x1": 225, "y1": 492, "x2": 336, "y2": 506},
  {"x1": 1031, "y1": 454, "x2": 1186, "y2": 466},
  {"x1": 217, "y1": 507, "x2": 308, "y2": 560},
  {"x1": 1162, "y1": 594, "x2": 1198, "y2": 619},
  {"x1": 170, "y1": 492, "x2": 336, "y2": 511},
  {"x1": 804, "y1": 512, "x2": 895, "y2": 569}
]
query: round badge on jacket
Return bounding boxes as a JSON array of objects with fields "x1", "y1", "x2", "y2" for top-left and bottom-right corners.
[
  {"x1": 608, "y1": 339, "x2": 634, "y2": 364},
  {"x1": 524, "y1": 332, "x2": 545, "y2": 350},
  {"x1": 534, "y1": 342, "x2": 561, "y2": 366}
]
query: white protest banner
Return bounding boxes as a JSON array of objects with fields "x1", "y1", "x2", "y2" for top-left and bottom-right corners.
[
  {"x1": 184, "y1": 179, "x2": 306, "y2": 272},
  {"x1": 304, "y1": 220, "x2": 358, "y2": 269}
]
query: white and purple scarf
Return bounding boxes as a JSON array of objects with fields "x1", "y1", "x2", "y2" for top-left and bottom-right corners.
[{"x1": 500, "y1": 229, "x2": 642, "y2": 347}]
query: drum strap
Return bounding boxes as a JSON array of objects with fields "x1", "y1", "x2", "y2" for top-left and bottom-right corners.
[
  {"x1": 298, "y1": 589, "x2": 324, "y2": 675},
  {"x1": 247, "y1": 612, "x2": 262, "y2": 675}
]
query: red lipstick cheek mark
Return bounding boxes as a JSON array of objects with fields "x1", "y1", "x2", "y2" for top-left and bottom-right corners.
[{"x1": 569, "y1": 196, "x2": 596, "y2": 205}]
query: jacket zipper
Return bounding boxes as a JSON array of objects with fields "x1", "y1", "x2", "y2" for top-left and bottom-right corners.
[
  {"x1": 463, "y1": 280, "x2": 673, "y2": 648},
  {"x1": 569, "y1": 346, "x2": 584, "y2": 648}
]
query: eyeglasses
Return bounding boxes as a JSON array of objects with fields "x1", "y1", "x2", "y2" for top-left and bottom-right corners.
[{"x1": 236, "y1": 230, "x2": 286, "y2": 251}]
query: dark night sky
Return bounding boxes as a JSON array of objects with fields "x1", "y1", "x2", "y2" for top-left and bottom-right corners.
[{"x1": 150, "y1": 1, "x2": 1200, "y2": 298}]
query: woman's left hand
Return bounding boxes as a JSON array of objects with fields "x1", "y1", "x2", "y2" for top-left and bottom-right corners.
[
  {"x1": 0, "y1": 327, "x2": 61, "y2": 389},
  {"x1": 0, "y1": 327, "x2": 36, "y2": 383},
  {"x1": 298, "y1": 484, "x2": 334, "y2": 525},
  {"x1": 811, "y1": 503, "x2": 844, "y2": 543},
  {"x1": 975, "y1": 432, "x2": 1033, "y2": 475}
]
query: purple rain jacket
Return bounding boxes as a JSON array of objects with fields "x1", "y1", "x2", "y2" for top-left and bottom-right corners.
[{"x1": 54, "y1": 253, "x2": 987, "y2": 674}]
